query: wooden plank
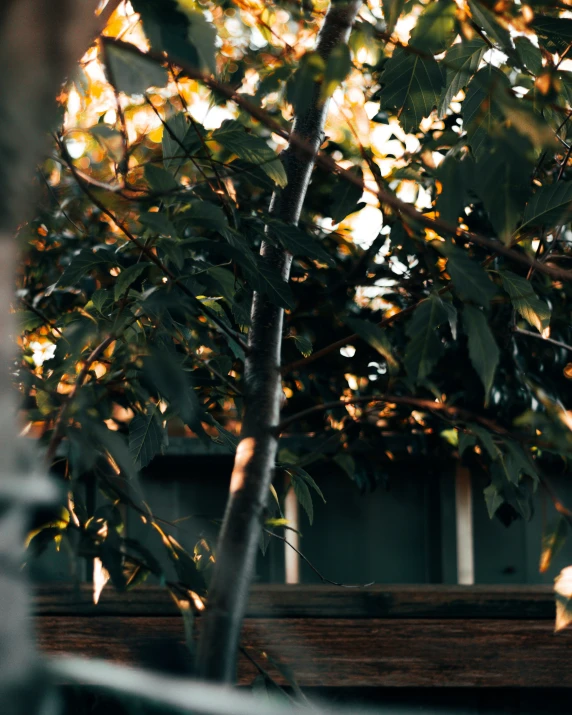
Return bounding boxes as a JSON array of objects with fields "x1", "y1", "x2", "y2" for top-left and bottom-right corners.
[
  {"x1": 37, "y1": 616, "x2": 572, "y2": 687},
  {"x1": 34, "y1": 584, "x2": 557, "y2": 619}
]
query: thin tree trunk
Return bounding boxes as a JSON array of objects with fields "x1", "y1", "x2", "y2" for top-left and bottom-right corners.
[
  {"x1": 196, "y1": 0, "x2": 362, "y2": 683},
  {"x1": 0, "y1": 3, "x2": 111, "y2": 712}
]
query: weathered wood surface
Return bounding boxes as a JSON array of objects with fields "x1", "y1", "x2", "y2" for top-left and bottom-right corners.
[
  {"x1": 35, "y1": 583, "x2": 556, "y2": 618},
  {"x1": 35, "y1": 585, "x2": 571, "y2": 687}
]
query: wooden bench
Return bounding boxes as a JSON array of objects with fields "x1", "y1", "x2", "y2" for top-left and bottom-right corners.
[{"x1": 34, "y1": 584, "x2": 572, "y2": 687}]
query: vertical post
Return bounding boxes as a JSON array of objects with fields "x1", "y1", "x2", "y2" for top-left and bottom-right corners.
[
  {"x1": 284, "y1": 480, "x2": 300, "y2": 584},
  {"x1": 455, "y1": 463, "x2": 475, "y2": 585}
]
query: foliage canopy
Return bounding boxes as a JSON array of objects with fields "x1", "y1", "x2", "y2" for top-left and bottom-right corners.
[{"x1": 18, "y1": 0, "x2": 572, "y2": 618}]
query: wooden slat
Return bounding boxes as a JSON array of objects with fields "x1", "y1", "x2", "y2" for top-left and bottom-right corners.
[
  {"x1": 34, "y1": 584, "x2": 556, "y2": 619},
  {"x1": 37, "y1": 616, "x2": 572, "y2": 687}
]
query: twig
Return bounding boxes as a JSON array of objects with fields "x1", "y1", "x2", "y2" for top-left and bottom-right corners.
[
  {"x1": 55, "y1": 135, "x2": 249, "y2": 353},
  {"x1": 39, "y1": 169, "x2": 86, "y2": 235},
  {"x1": 513, "y1": 327, "x2": 572, "y2": 353},
  {"x1": 19, "y1": 297, "x2": 67, "y2": 341},
  {"x1": 277, "y1": 393, "x2": 513, "y2": 436},
  {"x1": 100, "y1": 38, "x2": 572, "y2": 286},
  {"x1": 264, "y1": 528, "x2": 374, "y2": 588},
  {"x1": 45, "y1": 332, "x2": 120, "y2": 466}
]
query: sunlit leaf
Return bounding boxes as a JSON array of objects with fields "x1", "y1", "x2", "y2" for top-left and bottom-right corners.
[
  {"x1": 540, "y1": 517, "x2": 567, "y2": 574},
  {"x1": 291, "y1": 334, "x2": 313, "y2": 357},
  {"x1": 381, "y1": 0, "x2": 405, "y2": 36},
  {"x1": 379, "y1": 46, "x2": 444, "y2": 133},
  {"x1": 321, "y1": 43, "x2": 351, "y2": 99},
  {"x1": 210, "y1": 121, "x2": 287, "y2": 187},
  {"x1": 555, "y1": 566, "x2": 572, "y2": 631},
  {"x1": 438, "y1": 39, "x2": 488, "y2": 117},
  {"x1": 409, "y1": 0, "x2": 457, "y2": 56},
  {"x1": 105, "y1": 43, "x2": 168, "y2": 96},
  {"x1": 499, "y1": 270, "x2": 551, "y2": 333}
]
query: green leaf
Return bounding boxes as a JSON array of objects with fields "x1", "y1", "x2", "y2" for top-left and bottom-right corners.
[
  {"x1": 463, "y1": 66, "x2": 510, "y2": 160},
  {"x1": 89, "y1": 289, "x2": 113, "y2": 316},
  {"x1": 435, "y1": 155, "x2": 473, "y2": 225},
  {"x1": 130, "y1": 0, "x2": 210, "y2": 70},
  {"x1": 532, "y1": 16, "x2": 572, "y2": 55},
  {"x1": 266, "y1": 219, "x2": 333, "y2": 265},
  {"x1": 92, "y1": 423, "x2": 139, "y2": 480},
  {"x1": 440, "y1": 428, "x2": 458, "y2": 447},
  {"x1": 175, "y1": 201, "x2": 228, "y2": 233},
  {"x1": 404, "y1": 293, "x2": 449, "y2": 382},
  {"x1": 458, "y1": 432, "x2": 477, "y2": 455},
  {"x1": 57, "y1": 248, "x2": 111, "y2": 287},
  {"x1": 514, "y1": 36, "x2": 543, "y2": 76},
  {"x1": 435, "y1": 242, "x2": 497, "y2": 306},
  {"x1": 499, "y1": 270, "x2": 551, "y2": 333},
  {"x1": 491, "y1": 460, "x2": 533, "y2": 520},
  {"x1": 129, "y1": 407, "x2": 168, "y2": 469},
  {"x1": 161, "y1": 112, "x2": 206, "y2": 170},
  {"x1": 180, "y1": 8, "x2": 217, "y2": 74},
  {"x1": 105, "y1": 43, "x2": 168, "y2": 96},
  {"x1": 211, "y1": 120, "x2": 287, "y2": 187},
  {"x1": 345, "y1": 317, "x2": 399, "y2": 375},
  {"x1": 36, "y1": 390, "x2": 57, "y2": 416},
  {"x1": 463, "y1": 305, "x2": 499, "y2": 406},
  {"x1": 484, "y1": 482, "x2": 504, "y2": 519},
  {"x1": 438, "y1": 39, "x2": 488, "y2": 117},
  {"x1": 473, "y1": 132, "x2": 533, "y2": 242},
  {"x1": 247, "y1": 259, "x2": 295, "y2": 310},
  {"x1": 291, "y1": 475, "x2": 314, "y2": 524},
  {"x1": 144, "y1": 164, "x2": 179, "y2": 194},
  {"x1": 467, "y1": 423, "x2": 502, "y2": 460},
  {"x1": 17, "y1": 310, "x2": 43, "y2": 332},
  {"x1": 329, "y1": 167, "x2": 365, "y2": 224},
  {"x1": 334, "y1": 452, "x2": 356, "y2": 480},
  {"x1": 467, "y1": 0, "x2": 514, "y2": 57},
  {"x1": 139, "y1": 212, "x2": 176, "y2": 237},
  {"x1": 520, "y1": 181, "x2": 572, "y2": 230},
  {"x1": 382, "y1": 0, "x2": 405, "y2": 36},
  {"x1": 291, "y1": 334, "x2": 313, "y2": 358},
  {"x1": 142, "y1": 351, "x2": 206, "y2": 439},
  {"x1": 321, "y1": 43, "x2": 352, "y2": 99},
  {"x1": 287, "y1": 52, "x2": 325, "y2": 116},
  {"x1": 208, "y1": 416, "x2": 239, "y2": 453},
  {"x1": 162, "y1": 112, "x2": 188, "y2": 169},
  {"x1": 288, "y1": 466, "x2": 326, "y2": 504},
  {"x1": 379, "y1": 46, "x2": 444, "y2": 133},
  {"x1": 409, "y1": 0, "x2": 457, "y2": 56},
  {"x1": 114, "y1": 263, "x2": 151, "y2": 301}
]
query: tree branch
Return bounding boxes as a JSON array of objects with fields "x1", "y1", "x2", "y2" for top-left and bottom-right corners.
[
  {"x1": 195, "y1": 0, "x2": 363, "y2": 683},
  {"x1": 55, "y1": 136, "x2": 249, "y2": 353},
  {"x1": 277, "y1": 393, "x2": 512, "y2": 435},
  {"x1": 100, "y1": 40, "x2": 572, "y2": 284},
  {"x1": 513, "y1": 327, "x2": 572, "y2": 353}
]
